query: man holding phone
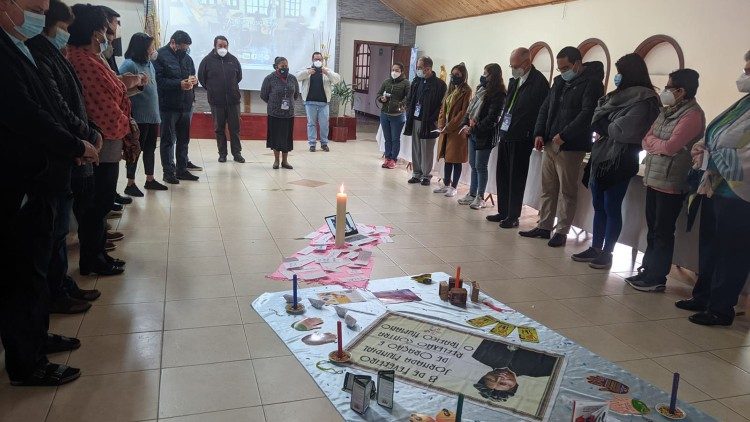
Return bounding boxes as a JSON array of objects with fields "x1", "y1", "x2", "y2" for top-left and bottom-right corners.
[{"x1": 296, "y1": 52, "x2": 341, "y2": 152}]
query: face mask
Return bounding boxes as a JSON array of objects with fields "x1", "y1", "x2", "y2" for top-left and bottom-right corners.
[
  {"x1": 313, "y1": 60, "x2": 322, "y2": 68},
  {"x1": 278, "y1": 67, "x2": 288, "y2": 76},
  {"x1": 47, "y1": 28, "x2": 70, "y2": 51},
  {"x1": 511, "y1": 67, "x2": 525, "y2": 79},
  {"x1": 217, "y1": 48, "x2": 228, "y2": 57},
  {"x1": 8, "y1": 0, "x2": 45, "y2": 39},
  {"x1": 479, "y1": 75, "x2": 487, "y2": 86},
  {"x1": 416, "y1": 69, "x2": 425, "y2": 78},
  {"x1": 560, "y1": 68, "x2": 577, "y2": 82},
  {"x1": 659, "y1": 89, "x2": 676, "y2": 106},
  {"x1": 99, "y1": 36, "x2": 109, "y2": 56},
  {"x1": 450, "y1": 75, "x2": 463, "y2": 86},
  {"x1": 737, "y1": 73, "x2": 750, "y2": 93},
  {"x1": 175, "y1": 48, "x2": 186, "y2": 58},
  {"x1": 614, "y1": 73, "x2": 623, "y2": 87},
  {"x1": 103, "y1": 43, "x2": 114, "y2": 59},
  {"x1": 149, "y1": 50, "x2": 158, "y2": 61},
  {"x1": 391, "y1": 71, "x2": 401, "y2": 79}
]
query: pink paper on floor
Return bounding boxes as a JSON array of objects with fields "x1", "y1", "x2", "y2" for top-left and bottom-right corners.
[{"x1": 266, "y1": 224, "x2": 392, "y2": 289}]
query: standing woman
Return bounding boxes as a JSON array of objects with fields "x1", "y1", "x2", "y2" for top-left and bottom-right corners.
[
  {"x1": 121, "y1": 32, "x2": 167, "y2": 196},
  {"x1": 261, "y1": 56, "x2": 300, "y2": 169},
  {"x1": 434, "y1": 63, "x2": 472, "y2": 197},
  {"x1": 377, "y1": 62, "x2": 410, "y2": 168},
  {"x1": 572, "y1": 53, "x2": 660, "y2": 269},
  {"x1": 68, "y1": 4, "x2": 133, "y2": 275},
  {"x1": 458, "y1": 63, "x2": 507, "y2": 209}
]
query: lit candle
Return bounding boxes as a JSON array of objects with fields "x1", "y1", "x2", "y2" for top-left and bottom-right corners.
[
  {"x1": 455, "y1": 266, "x2": 461, "y2": 289},
  {"x1": 337, "y1": 320, "x2": 343, "y2": 358},
  {"x1": 292, "y1": 274, "x2": 298, "y2": 309},
  {"x1": 335, "y1": 184, "x2": 347, "y2": 247},
  {"x1": 455, "y1": 393, "x2": 464, "y2": 421},
  {"x1": 669, "y1": 372, "x2": 680, "y2": 414}
]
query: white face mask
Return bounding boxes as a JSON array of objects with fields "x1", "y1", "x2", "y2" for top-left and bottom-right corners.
[
  {"x1": 737, "y1": 73, "x2": 750, "y2": 93},
  {"x1": 149, "y1": 50, "x2": 158, "y2": 61},
  {"x1": 511, "y1": 66, "x2": 525, "y2": 79},
  {"x1": 313, "y1": 60, "x2": 322, "y2": 68},
  {"x1": 416, "y1": 69, "x2": 425, "y2": 78},
  {"x1": 217, "y1": 47, "x2": 228, "y2": 57},
  {"x1": 391, "y1": 71, "x2": 401, "y2": 79},
  {"x1": 659, "y1": 89, "x2": 676, "y2": 106}
]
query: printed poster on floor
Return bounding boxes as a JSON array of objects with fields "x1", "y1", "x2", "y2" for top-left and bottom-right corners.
[{"x1": 346, "y1": 312, "x2": 565, "y2": 421}]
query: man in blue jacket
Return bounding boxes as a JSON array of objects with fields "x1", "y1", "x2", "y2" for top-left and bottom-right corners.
[{"x1": 154, "y1": 30, "x2": 200, "y2": 184}]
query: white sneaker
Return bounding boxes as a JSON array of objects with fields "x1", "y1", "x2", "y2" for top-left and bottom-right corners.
[
  {"x1": 469, "y1": 197, "x2": 486, "y2": 209},
  {"x1": 444, "y1": 187, "x2": 457, "y2": 197},
  {"x1": 433, "y1": 186, "x2": 449, "y2": 194},
  {"x1": 457, "y1": 194, "x2": 475, "y2": 205}
]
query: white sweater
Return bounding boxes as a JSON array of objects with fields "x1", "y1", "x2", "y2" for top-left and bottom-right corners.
[{"x1": 295, "y1": 67, "x2": 342, "y2": 103}]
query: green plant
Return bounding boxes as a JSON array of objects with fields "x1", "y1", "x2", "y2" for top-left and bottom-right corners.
[{"x1": 331, "y1": 80, "x2": 354, "y2": 118}]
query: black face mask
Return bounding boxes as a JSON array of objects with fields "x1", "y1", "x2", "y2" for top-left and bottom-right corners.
[
  {"x1": 450, "y1": 75, "x2": 463, "y2": 86},
  {"x1": 479, "y1": 75, "x2": 487, "y2": 86},
  {"x1": 278, "y1": 68, "x2": 289, "y2": 76},
  {"x1": 175, "y1": 49, "x2": 187, "y2": 58}
]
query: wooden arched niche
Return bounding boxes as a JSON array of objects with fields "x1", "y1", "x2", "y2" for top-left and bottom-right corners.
[
  {"x1": 529, "y1": 41, "x2": 554, "y2": 84},
  {"x1": 634, "y1": 35, "x2": 685, "y2": 90},
  {"x1": 635, "y1": 35, "x2": 685, "y2": 69},
  {"x1": 577, "y1": 38, "x2": 611, "y2": 91}
]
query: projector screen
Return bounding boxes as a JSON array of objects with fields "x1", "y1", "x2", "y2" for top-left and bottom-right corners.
[{"x1": 158, "y1": 0, "x2": 337, "y2": 91}]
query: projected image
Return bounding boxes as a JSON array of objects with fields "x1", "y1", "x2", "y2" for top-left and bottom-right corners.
[{"x1": 159, "y1": 0, "x2": 336, "y2": 90}]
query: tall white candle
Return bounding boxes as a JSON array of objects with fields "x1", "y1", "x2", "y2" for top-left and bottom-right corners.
[{"x1": 335, "y1": 184, "x2": 347, "y2": 247}]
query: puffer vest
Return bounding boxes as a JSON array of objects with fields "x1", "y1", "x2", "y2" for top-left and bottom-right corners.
[{"x1": 643, "y1": 100, "x2": 705, "y2": 193}]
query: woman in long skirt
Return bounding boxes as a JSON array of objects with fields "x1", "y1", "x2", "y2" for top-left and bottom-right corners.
[{"x1": 260, "y1": 56, "x2": 300, "y2": 169}]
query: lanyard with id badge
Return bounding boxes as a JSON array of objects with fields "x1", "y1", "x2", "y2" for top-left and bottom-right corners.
[
  {"x1": 280, "y1": 81, "x2": 291, "y2": 111},
  {"x1": 500, "y1": 84, "x2": 521, "y2": 132}
]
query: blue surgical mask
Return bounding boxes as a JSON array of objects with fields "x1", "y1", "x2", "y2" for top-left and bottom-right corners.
[
  {"x1": 614, "y1": 73, "x2": 623, "y2": 87},
  {"x1": 46, "y1": 28, "x2": 70, "y2": 50},
  {"x1": 8, "y1": 0, "x2": 45, "y2": 39},
  {"x1": 561, "y1": 69, "x2": 577, "y2": 82},
  {"x1": 99, "y1": 38, "x2": 109, "y2": 55}
]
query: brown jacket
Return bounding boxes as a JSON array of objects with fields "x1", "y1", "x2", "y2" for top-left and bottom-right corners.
[{"x1": 437, "y1": 83, "x2": 472, "y2": 163}]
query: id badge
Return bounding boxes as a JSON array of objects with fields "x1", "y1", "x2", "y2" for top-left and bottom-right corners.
[
  {"x1": 414, "y1": 102, "x2": 421, "y2": 117},
  {"x1": 500, "y1": 112, "x2": 512, "y2": 131},
  {"x1": 281, "y1": 99, "x2": 290, "y2": 110}
]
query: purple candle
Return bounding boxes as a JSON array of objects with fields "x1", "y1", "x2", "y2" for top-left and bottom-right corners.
[
  {"x1": 292, "y1": 275, "x2": 298, "y2": 308},
  {"x1": 669, "y1": 372, "x2": 680, "y2": 414}
]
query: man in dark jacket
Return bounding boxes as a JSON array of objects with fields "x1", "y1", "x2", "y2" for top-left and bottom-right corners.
[
  {"x1": 0, "y1": 0, "x2": 98, "y2": 386},
  {"x1": 154, "y1": 30, "x2": 200, "y2": 183},
  {"x1": 198, "y1": 35, "x2": 244, "y2": 163},
  {"x1": 488, "y1": 48, "x2": 550, "y2": 228},
  {"x1": 521, "y1": 47, "x2": 604, "y2": 246},
  {"x1": 403, "y1": 56, "x2": 447, "y2": 186}
]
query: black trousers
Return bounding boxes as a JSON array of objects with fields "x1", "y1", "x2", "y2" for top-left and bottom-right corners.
[
  {"x1": 47, "y1": 191, "x2": 77, "y2": 299},
  {"x1": 642, "y1": 187, "x2": 685, "y2": 283},
  {"x1": 496, "y1": 140, "x2": 534, "y2": 220},
  {"x1": 692, "y1": 195, "x2": 750, "y2": 319},
  {"x1": 211, "y1": 104, "x2": 242, "y2": 158},
  {"x1": 78, "y1": 163, "x2": 118, "y2": 268},
  {"x1": 0, "y1": 191, "x2": 54, "y2": 381},
  {"x1": 126, "y1": 123, "x2": 158, "y2": 179}
]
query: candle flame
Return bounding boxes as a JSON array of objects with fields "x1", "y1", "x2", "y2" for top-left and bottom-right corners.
[{"x1": 339, "y1": 184, "x2": 344, "y2": 194}]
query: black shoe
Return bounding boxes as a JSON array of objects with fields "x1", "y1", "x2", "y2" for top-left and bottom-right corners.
[
  {"x1": 145, "y1": 180, "x2": 168, "y2": 190},
  {"x1": 321, "y1": 145, "x2": 330, "y2": 152},
  {"x1": 689, "y1": 310, "x2": 734, "y2": 326},
  {"x1": 111, "y1": 203, "x2": 124, "y2": 212},
  {"x1": 104, "y1": 241, "x2": 116, "y2": 252},
  {"x1": 624, "y1": 267, "x2": 647, "y2": 283},
  {"x1": 104, "y1": 253, "x2": 126, "y2": 267},
  {"x1": 68, "y1": 285, "x2": 101, "y2": 302},
  {"x1": 10, "y1": 363, "x2": 81, "y2": 387},
  {"x1": 186, "y1": 161, "x2": 203, "y2": 171},
  {"x1": 572, "y1": 247, "x2": 601, "y2": 262},
  {"x1": 420, "y1": 179, "x2": 431, "y2": 186},
  {"x1": 626, "y1": 277, "x2": 667, "y2": 292},
  {"x1": 233, "y1": 155, "x2": 245, "y2": 163},
  {"x1": 49, "y1": 296, "x2": 91, "y2": 315},
  {"x1": 272, "y1": 162, "x2": 280, "y2": 169},
  {"x1": 499, "y1": 218, "x2": 519, "y2": 229},
  {"x1": 218, "y1": 155, "x2": 227, "y2": 163},
  {"x1": 519, "y1": 228, "x2": 551, "y2": 239},
  {"x1": 486, "y1": 214, "x2": 504, "y2": 222},
  {"x1": 547, "y1": 233, "x2": 567, "y2": 247},
  {"x1": 407, "y1": 177, "x2": 420, "y2": 184},
  {"x1": 164, "y1": 175, "x2": 180, "y2": 184},
  {"x1": 176, "y1": 171, "x2": 199, "y2": 181},
  {"x1": 106, "y1": 231, "x2": 124, "y2": 242},
  {"x1": 43, "y1": 333, "x2": 81, "y2": 354},
  {"x1": 80, "y1": 262, "x2": 124, "y2": 276},
  {"x1": 114, "y1": 193, "x2": 132, "y2": 205},
  {"x1": 281, "y1": 162, "x2": 293, "y2": 169},
  {"x1": 124, "y1": 184, "x2": 144, "y2": 197},
  {"x1": 589, "y1": 252, "x2": 613, "y2": 269},
  {"x1": 675, "y1": 298, "x2": 708, "y2": 312},
  {"x1": 309, "y1": 146, "x2": 316, "y2": 152}
]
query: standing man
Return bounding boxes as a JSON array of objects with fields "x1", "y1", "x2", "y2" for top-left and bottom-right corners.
[
  {"x1": 296, "y1": 51, "x2": 340, "y2": 152},
  {"x1": 198, "y1": 35, "x2": 245, "y2": 163},
  {"x1": 488, "y1": 48, "x2": 549, "y2": 228},
  {"x1": 154, "y1": 30, "x2": 200, "y2": 184},
  {"x1": 404, "y1": 56, "x2": 447, "y2": 186},
  {"x1": 520, "y1": 47, "x2": 604, "y2": 246}
]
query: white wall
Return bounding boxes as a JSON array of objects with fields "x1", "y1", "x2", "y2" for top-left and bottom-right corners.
[
  {"x1": 339, "y1": 18, "x2": 400, "y2": 88},
  {"x1": 415, "y1": 0, "x2": 750, "y2": 120}
]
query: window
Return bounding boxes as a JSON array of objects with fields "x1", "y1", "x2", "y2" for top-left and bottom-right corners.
[
  {"x1": 284, "y1": 0, "x2": 301, "y2": 16},
  {"x1": 199, "y1": 0, "x2": 216, "y2": 5},
  {"x1": 246, "y1": 0, "x2": 269, "y2": 15},
  {"x1": 353, "y1": 42, "x2": 371, "y2": 93}
]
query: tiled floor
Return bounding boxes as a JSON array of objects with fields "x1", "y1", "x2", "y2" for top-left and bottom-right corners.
[{"x1": 1, "y1": 133, "x2": 750, "y2": 421}]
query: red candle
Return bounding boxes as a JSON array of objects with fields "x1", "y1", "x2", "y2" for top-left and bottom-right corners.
[
  {"x1": 337, "y1": 320, "x2": 343, "y2": 358},
  {"x1": 455, "y1": 266, "x2": 461, "y2": 288}
]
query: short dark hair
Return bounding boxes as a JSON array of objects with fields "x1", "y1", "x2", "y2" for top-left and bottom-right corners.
[
  {"x1": 614, "y1": 53, "x2": 655, "y2": 92},
  {"x1": 312, "y1": 51, "x2": 323, "y2": 59},
  {"x1": 392, "y1": 62, "x2": 404, "y2": 72},
  {"x1": 473, "y1": 377, "x2": 519, "y2": 402},
  {"x1": 556, "y1": 46, "x2": 582, "y2": 64},
  {"x1": 419, "y1": 56, "x2": 433, "y2": 68},
  {"x1": 669, "y1": 68, "x2": 699, "y2": 99},
  {"x1": 273, "y1": 56, "x2": 287, "y2": 69},
  {"x1": 124, "y1": 32, "x2": 154, "y2": 65},
  {"x1": 99, "y1": 5, "x2": 119, "y2": 18},
  {"x1": 68, "y1": 4, "x2": 108, "y2": 47},
  {"x1": 45, "y1": 0, "x2": 74, "y2": 30},
  {"x1": 214, "y1": 35, "x2": 228, "y2": 47},
  {"x1": 171, "y1": 30, "x2": 192, "y2": 45}
]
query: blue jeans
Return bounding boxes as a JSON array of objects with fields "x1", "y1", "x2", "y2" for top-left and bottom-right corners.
[
  {"x1": 468, "y1": 134, "x2": 491, "y2": 197},
  {"x1": 591, "y1": 178, "x2": 631, "y2": 253},
  {"x1": 304, "y1": 101, "x2": 330, "y2": 146},
  {"x1": 380, "y1": 112, "x2": 405, "y2": 160},
  {"x1": 160, "y1": 110, "x2": 192, "y2": 176}
]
